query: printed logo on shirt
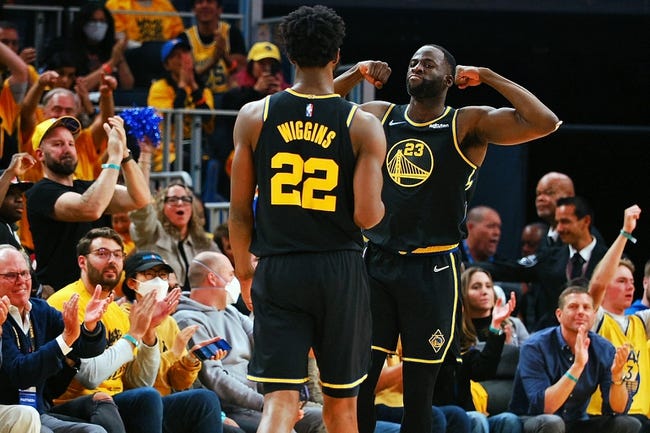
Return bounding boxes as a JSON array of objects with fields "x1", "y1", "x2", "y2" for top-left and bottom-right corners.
[{"x1": 386, "y1": 138, "x2": 433, "y2": 187}]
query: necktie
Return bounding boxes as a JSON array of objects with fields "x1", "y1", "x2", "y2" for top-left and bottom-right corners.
[{"x1": 569, "y1": 253, "x2": 585, "y2": 280}]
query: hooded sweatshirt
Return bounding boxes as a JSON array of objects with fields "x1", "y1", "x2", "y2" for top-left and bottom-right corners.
[{"x1": 172, "y1": 295, "x2": 263, "y2": 411}]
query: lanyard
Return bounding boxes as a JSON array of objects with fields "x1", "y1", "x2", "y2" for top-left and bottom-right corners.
[{"x1": 10, "y1": 318, "x2": 36, "y2": 353}]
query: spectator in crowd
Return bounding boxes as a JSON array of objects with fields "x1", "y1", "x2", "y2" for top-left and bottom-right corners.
[
  {"x1": 120, "y1": 251, "x2": 226, "y2": 433},
  {"x1": 45, "y1": 2, "x2": 134, "y2": 91},
  {"x1": 479, "y1": 196, "x2": 608, "y2": 331},
  {"x1": 147, "y1": 37, "x2": 214, "y2": 171},
  {"x1": 461, "y1": 206, "x2": 502, "y2": 264},
  {"x1": 111, "y1": 212, "x2": 135, "y2": 256},
  {"x1": 46, "y1": 227, "x2": 168, "y2": 433},
  {"x1": 520, "y1": 222, "x2": 547, "y2": 257},
  {"x1": 173, "y1": 251, "x2": 325, "y2": 433},
  {"x1": 0, "y1": 153, "x2": 34, "y2": 250},
  {"x1": 0, "y1": 244, "x2": 116, "y2": 432},
  {"x1": 509, "y1": 286, "x2": 639, "y2": 433},
  {"x1": 534, "y1": 172, "x2": 575, "y2": 249},
  {"x1": 586, "y1": 205, "x2": 650, "y2": 432},
  {"x1": 129, "y1": 140, "x2": 218, "y2": 290},
  {"x1": 0, "y1": 292, "x2": 41, "y2": 433},
  {"x1": 107, "y1": 0, "x2": 184, "y2": 44},
  {"x1": 625, "y1": 258, "x2": 650, "y2": 314},
  {"x1": 0, "y1": 20, "x2": 37, "y2": 85},
  {"x1": 0, "y1": 38, "x2": 29, "y2": 169},
  {"x1": 213, "y1": 223, "x2": 233, "y2": 265},
  {"x1": 26, "y1": 115, "x2": 150, "y2": 293},
  {"x1": 20, "y1": 73, "x2": 118, "y2": 181},
  {"x1": 106, "y1": 0, "x2": 185, "y2": 88},
  {"x1": 463, "y1": 267, "x2": 529, "y2": 346},
  {"x1": 179, "y1": 0, "x2": 247, "y2": 97}
]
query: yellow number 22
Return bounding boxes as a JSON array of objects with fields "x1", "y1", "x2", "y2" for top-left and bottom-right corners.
[{"x1": 270, "y1": 152, "x2": 339, "y2": 212}]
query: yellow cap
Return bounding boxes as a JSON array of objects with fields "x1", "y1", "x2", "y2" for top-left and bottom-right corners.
[
  {"x1": 31, "y1": 116, "x2": 81, "y2": 151},
  {"x1": 247, "y1": 42, "x2": 281, "y2": 62}
]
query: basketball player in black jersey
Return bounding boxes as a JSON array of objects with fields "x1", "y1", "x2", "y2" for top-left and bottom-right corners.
[
  {"x1": 229, "y1": 5, "x2": 386, "y2": 433},
  {"x1": 335, "y1": 46, "x2": 561, "y2": 433}
]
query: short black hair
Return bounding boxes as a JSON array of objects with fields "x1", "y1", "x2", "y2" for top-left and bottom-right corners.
[
  {"x1": 425, "y1": 44, "x2": 457, "y2": 76},
  {"x1": 556, "y1": 196, "x2": 594, "y2": 222},
  {"x1": 279, "y1": 5, "x2": 345, "y2": 68}
]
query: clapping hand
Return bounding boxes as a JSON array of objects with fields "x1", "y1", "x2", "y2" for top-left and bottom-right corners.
[{"x1": 83, "y1": 285, "x2": 111, "y2": 333}]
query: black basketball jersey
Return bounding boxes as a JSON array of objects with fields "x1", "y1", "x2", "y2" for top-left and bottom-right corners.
[
  {"x1": 364, "y1": 104, "x2": 478, "y2": 253},
  {"x1": 250, "y1": 89, "x2": 363, "y2": 256}
]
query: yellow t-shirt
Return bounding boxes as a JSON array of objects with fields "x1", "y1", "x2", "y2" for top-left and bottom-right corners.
[
  {"x1": 587, "y1": 313, "x2": 650, "y2": 416},
  {"x1": 106, "y1": 0, "x2": 184, "y2": 42},
  {"x1": 47, "y1": 280, "x2": 133, "y2": 400},
  {"x1": 185, "y1": 24, "x2": 233, "y2": 94}
]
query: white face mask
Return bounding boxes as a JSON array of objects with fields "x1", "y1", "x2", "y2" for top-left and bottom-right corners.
[
  {"x1": 83, "y1": 21, "x2": 108, "y2": 43},
  {"x1": 224, "y1": 277, "x2": 241, "y2": 305},
  {"x1": 136, "y1": 277, "x2": 169, "y2": 302}
]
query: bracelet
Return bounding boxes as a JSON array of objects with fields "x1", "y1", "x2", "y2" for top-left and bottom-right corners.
[
  {"x1": 488, "y1": 325, "x2": 503, "y2": 335},
  {"x1": 612, "y1": 378, "x2": 624, "y2": 386},
  {"x1": 122, "y1": 333, "x2": 140, "y2": 348},
  {"x1": 101, "y1": 163, "x2": 120, "y2": 171},
  {"x1": 565, "y1": 371, "x2": 579, "y2": 383},
  {"x1": 620, "y1": 229, "x2": 638, "y2": 244},
  {"x1": 121, "y1": 153, "x2": 133, "y2": 164},
  {"x1": 101, "y1": 62, "x2": 112, "y2": 75}
]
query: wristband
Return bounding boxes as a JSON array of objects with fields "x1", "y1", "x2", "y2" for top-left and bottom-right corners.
[
  {"x1": 612, "y1": 377, "x2": 624, "y2": 386},
  {"x1": 122, "y1": 333, "x2": 140, "y2": 348},
  {"x1": 220, "y1": 411, "x2": 227, "y2": 422},
  {"x1": 620, "y1": 230, "x2": 637, "y2": 244},
  {"x1": 488, "y1": 325, "x2": 503, "y2": 335},
  {"x1": 101, "y1": 62, "x2": 112, "y2": 75},
  {"x1": 101, "y1": 163, "x2": 120, "y2": 171},
  {"x1": 121, "y1": 153, "x2": 133, "y2": 164},
  {"x1": 565, "y1": 371, "x2": 579, "y2": 383}
]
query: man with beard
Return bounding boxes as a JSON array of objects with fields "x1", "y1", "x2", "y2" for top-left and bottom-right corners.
[
  {"x1": 334, "y1": 44, "x2": 561, "y2": 433},
  {"x1": 47, "y1": 227, "x2": 168, "y2": 432},
  {"x1": 26, "y1": 115, "x2": 150, "y2": 293}
]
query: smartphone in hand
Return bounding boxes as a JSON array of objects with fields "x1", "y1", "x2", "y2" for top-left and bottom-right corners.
[{"x1": 191, "y1": 336, "x2": 232, "y2": 361}]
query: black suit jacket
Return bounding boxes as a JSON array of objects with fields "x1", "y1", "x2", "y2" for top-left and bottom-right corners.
[{"x1": 478, "y1": 239, "x2": 608, "y2": 331}]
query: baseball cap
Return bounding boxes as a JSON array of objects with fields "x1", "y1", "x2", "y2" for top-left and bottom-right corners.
[
  {"x1": 247, "y1": 42, "x2": 281, "y2": 62},
  {"x1": 161, "y1": 38, "x2": 191, "y2": 63},
  {"x1": 122, "y1": 251, "x2": 175, "y2": 300},
  {"x1": 124, "y1": 251, "x2": 174, "y2": 278},
  {"x1": 31, "y1": 116, "x2": 81, "y2": 151},
  {"x1": 0, "y1": 170, "x2": 33, "y2": 192}
]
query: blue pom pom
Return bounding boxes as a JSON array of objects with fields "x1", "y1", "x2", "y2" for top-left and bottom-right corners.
[{"x1": 121, "y1": 106, "x2": 163, "y2": 147}]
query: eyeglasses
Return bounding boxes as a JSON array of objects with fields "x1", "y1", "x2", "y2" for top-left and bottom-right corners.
[
  {"x1": 164, "y1": 195, "x2": 193, "y2": 205},
  {"x1": 140, "y1": 269, "x2": 170, "y2": 280},
  {"x1": 88, "y1": 248, "x2": 125, "y2": 260},
  {"x1": 0, "y1": 270, "x2": 32, "y2": 283}
]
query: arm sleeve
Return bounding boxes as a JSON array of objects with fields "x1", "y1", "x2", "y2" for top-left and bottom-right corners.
[
  {"x1": 129, "y1": 203, "x2": 161, "y2": 247},
  {"x1": 464, "y1": 333, "x2": 505, "y2": 382},
  {"x1": 74, "y1": 339, "x2": 135, "y2": 389},
  {"x1": 123, "y1": 341, "x2": 161, "y2": 388},
  {"x1": 518, "y1": 342, "x2": 551, "y2": 414}
]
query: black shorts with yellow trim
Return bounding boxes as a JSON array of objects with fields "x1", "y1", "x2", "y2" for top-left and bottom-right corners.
[
  {"x1": 364, "y1": 242, "x2": 462, "y2": 364},
  {"x1": 247, "y1": 250, "x2": 371, "y2": 398}
]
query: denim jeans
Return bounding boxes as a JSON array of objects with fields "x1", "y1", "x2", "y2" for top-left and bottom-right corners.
[
  {"x1": 162, "y1": 389, "x2": 222, "y2": 433},
  {"x1": 113, "y1": 387, "x2": 163, "y2": 433},
  {"x1": 48, "y1": 394, "x2": 125, "y2": 433},
  {"x1": 489, "y1": 412, "x2": 523, "y2": 433}
]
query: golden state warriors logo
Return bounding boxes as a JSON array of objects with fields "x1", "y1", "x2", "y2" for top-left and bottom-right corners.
[
  {"x1": 386, "y1": 138, "x2": 433, "y2": 187},
  {"x1": 429, "y1": 329, "x2": 445, "y2": 353}
]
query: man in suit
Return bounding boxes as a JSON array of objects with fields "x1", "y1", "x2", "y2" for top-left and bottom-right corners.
[
  {"x1": 534, "y1": 172, "x2": 575, "y2": 249},
  {"x1": 479, "y1": 196, "x2": 608, "y2": 331}
]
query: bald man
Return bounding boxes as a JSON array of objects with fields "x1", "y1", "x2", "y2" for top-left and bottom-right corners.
[{"x1": 535, "y1": 172, "x2": 575, "y2": 248}]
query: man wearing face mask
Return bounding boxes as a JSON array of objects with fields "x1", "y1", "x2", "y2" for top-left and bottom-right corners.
[{"x1": 173, "y1": 251, "x2": 325, "y2": 433}]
